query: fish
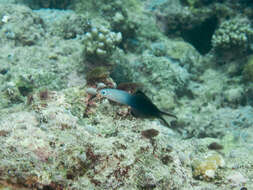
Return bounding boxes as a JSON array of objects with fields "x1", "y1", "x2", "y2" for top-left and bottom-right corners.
[{"x1": 98, "y1": 88, "x2": 177, "y2": 127}]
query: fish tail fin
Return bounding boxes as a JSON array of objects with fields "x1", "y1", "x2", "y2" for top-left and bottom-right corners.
[
  {"x1": 159, "y1": 110, "x2": 177, "y2": 119},
  {"x1": 158, "y1": 116, "x2": 171, "y2": 128}
]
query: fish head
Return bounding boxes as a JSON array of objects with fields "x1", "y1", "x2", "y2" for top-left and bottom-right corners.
[
  {"x1": 98, "y1": 88, "x2": 110, "y2": 97},
  {"x1": 97, "y1": 88, "x2": 132, "y2": 105}
]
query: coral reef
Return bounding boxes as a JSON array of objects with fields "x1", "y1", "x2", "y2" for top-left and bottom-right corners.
[
  {"x1": 1, "y1": 91, "x2": 252, "y2": 189},
  {"x1": 73, "y1": 0, "x2": 141, "y2": 19},
  {"x1": 111, "y1": 11, "x2": 138, "y2": 44},
  {"x1": 73, "y1": 0, "x2": 161, "y2": 53},
  {"x1": 212, "y1": 16, "x2": 253, "y2": 52},
  {"x1": 151, "y1": 0, "x2": 217, "y2": 54},
  {"x1": 149, "y1": 0, "x2": 253, "y2": 56},
  {"x1": 0, "y1": 88, "x2": 186, "y2": 189},
  {"x1": 83, "y1": 25, "x2": 122, "y2": 61},
  {"x1": 0, "y1": 0, "x2": 253, "y2": 189},
  {"x1": 0, "y1": 7, "x2": 85, "y2": 109}
]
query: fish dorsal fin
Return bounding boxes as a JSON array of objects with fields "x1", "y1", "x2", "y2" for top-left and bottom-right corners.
[
  {"x1": 133, "y1": 90, "x2": 144, "y2": 96},
  {"x1": 133, "y1": 90, "x2": 177, "y2": 119},
  {"x1": 133, "y1": 90, "x2": 153, "y2": 102}
]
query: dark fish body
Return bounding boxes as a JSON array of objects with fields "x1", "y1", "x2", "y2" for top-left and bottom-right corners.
[
  {"x1": 130, "y1": 91, "x2": 164, "y2": 117},
  {"x1": 129, "y1": 91, "x2": 177, "y2": 126}
]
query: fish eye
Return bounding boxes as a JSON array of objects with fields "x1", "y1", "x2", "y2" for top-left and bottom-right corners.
[{"x1": 101, "y1": 90, "x2": 106, "y2": 95}]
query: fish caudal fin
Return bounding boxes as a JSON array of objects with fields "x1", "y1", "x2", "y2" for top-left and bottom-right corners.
[
  {"x1": 158, "y1": 116, "x2": 171, "y2": 128},
  {"x1": 159, "y1": 110, "x2": 177, "y2": 119}
]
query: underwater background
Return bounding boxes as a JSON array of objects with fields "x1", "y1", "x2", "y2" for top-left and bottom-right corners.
[{"x1": 0, "y1": 0, "x2": 252, "y2": 189}]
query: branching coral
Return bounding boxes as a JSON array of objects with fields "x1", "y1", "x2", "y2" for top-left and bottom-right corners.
[
  {"x1": 83, "y1": 25, "x2": 122, "y2": 61},
  {"x1": 212, "y1": 16, "x2": 253, "y2": 51}
]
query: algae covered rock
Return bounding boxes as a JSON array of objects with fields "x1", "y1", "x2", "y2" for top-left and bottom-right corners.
[
  {"x1": 0, "y1": 4, "x2": 86, "y2": 111},
  {"x1": 192, "y1": 153, "x2": 225, "y2": 181},
  {"x1": 35, "y1": 9, "x2": 89, "y2": 39},
  {"x1": 0, "y1": 4, "x2": 44, "y2": 46},
  {"x1": 0, "y1": 82, "x2": 24, "y2": 108},
  {"x1": 223, "y1": 87, "x2": 245, "y2": 107},
  {"x1": 243, "y1": 55, "x2": 253, "y2": 82},
  {"x1": 23, "y1": 0, "x2": 72, "y2": 9},
  {"x1": 245, "y1": 84, "x2": 253, "y2": 106},
  {"x1": 73, "y1": 0, "x2": 141, "y2": 18}
]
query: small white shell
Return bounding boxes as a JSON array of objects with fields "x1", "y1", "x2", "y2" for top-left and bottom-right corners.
[
  {"x1": 86, "y1": 87, "x2": 97, "y2": 95},
  {"x1": 2, "y1": 15, "x2": 10, "y2": 23},
  {"x1": 97, "y1": 82, "x2": 106, "y2": 89}
]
